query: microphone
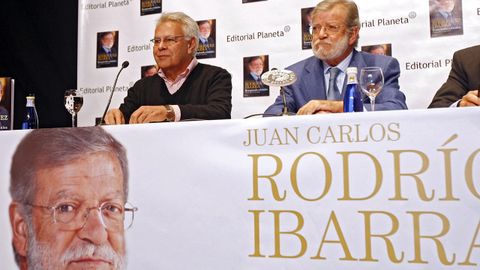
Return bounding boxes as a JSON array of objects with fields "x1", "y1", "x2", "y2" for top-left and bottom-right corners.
[
  {"x1": 98, "y1": 61, "x2": 129, "y2": 125},
  {"x1": 261, "y1": 68, "x2": 297, "y2": 116}
]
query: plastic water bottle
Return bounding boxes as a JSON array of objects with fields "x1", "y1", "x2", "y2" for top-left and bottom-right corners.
[
  {"x1": 21, "y1": 95, "x2": 39, "y2": 129},
  {"x1": 343, "y1": 67, "x2": 363, "y2": 112}
]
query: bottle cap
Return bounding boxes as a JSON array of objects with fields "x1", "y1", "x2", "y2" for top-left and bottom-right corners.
[{"x1": 346, "y1": 67, "x2": 358, "y2": 74}]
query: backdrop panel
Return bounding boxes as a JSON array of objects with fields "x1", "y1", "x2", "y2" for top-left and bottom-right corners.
[{"x1": 76, "y1": 0, "x2": 480, "y2": 126}]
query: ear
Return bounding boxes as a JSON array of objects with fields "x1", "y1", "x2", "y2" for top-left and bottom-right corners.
[
  {"x1": 9, "y1": 202, "x2": 29, "y2": 258},
  {"x1": 187, "y1": 37, "x2": 197, "y2": 55},
  {"x1": 348, "y1": 26, "x2": 360, "y2": 46}
]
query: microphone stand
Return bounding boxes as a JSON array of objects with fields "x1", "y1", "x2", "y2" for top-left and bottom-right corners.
[
  {"x1": 280, "y1": 87, "x2": 289, "y2": 116},
  {"x1": 98, "y1": 61, "x2": 129, "y2": 126},
  {"x1": 243, "y1": 68, "x2": 297, "y2": 119}
]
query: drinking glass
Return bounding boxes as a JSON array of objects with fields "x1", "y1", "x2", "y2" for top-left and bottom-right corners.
[
  {"x1": 359, "y1": 67, "x2": 384, "y2": 112},
  {"x1": 64, "y1": 89, "x2": 84, "y2": 127}
]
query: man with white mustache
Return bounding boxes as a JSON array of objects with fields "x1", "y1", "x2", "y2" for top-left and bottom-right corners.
[
  {"x1": 9, "y1": 127, "x2": 137, "y2": 270},
  {"x1": 265, "y1": 0, "x2": 407, "y2": 115}
]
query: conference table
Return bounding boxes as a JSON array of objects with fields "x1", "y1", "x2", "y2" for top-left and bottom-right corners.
[{"x1": 1, "y1": 107, "x2": 479, "y2": 269}]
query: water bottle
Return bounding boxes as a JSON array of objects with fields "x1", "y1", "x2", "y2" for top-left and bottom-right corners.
[
  {"x1": 343, "y1": 67, "x2": 364, "y2": 112},
  {"x1": 21, "y1": 95, "x2": 39, "y2": 129}
]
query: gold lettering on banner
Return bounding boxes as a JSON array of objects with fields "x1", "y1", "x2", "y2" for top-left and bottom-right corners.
[
  {"x1": 338, "y1": 124, "x2": 354, "y2": 143},
  {"x1": 459, "y1": 221, "x2": 480, "y2": 266},
  {"x1": 337, "y1": 151, "x2": 383, "y2": 201},
  {"x1": 243, "y1": 127, "x2": 299, "y2": 146},
  {"x1": 305, "y1": 122, "x2": 401, "y2": 145},
  {"x1": 465, "y1": 149, "x2": 480, "y2": 199},
  {"x1": 354, "y1": 124, "x2": 370, "y2": 142},
  {"x1": 270, "y1": 210, "x2": 307, "y2": 258},
  {"x1": 369, "y1": 123, "x2": 387, "y2": 142},
  {"x1": 248, "y1": 210, "x2": 266, "y2": 258},
  {"x1": 359, "y1": 211, "x2": 405, "y2": 263},
  {"x1": 248, "y1": 154, "x2": 286, "y2": 201},
  {"x1": 388, "y1": 150, "x2": 434, "y2": 201},
  {"x1": 311, "y1": 211, "x2": 356, "y2": 261},
  {"x1": 245, "y1": 128, "x2": 480, "y2": 266},
  {"x1": 387, "y1": 122, "x2": 401, "y2": 141},
  {"x1": 306, "y1": 126, "x2": 322, "y2": 144},
  {"x1": 407, "y1": 211, "x2": 456, "y2": 265},
  {"x1": 438, "y1": 135, "x2": 460, "y2": 201},
  {"x1": 290, "y1": 152, "x2": 332, "y2": 201},
  {"x1": 323, "y1": 126, "x2": 340, "y2": 144}
]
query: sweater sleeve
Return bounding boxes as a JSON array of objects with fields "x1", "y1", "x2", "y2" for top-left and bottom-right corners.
[{"x1": 178, "y1": 67, "x2": 232, "y2": 120}]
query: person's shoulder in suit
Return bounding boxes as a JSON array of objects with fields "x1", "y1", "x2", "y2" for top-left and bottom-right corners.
[{"x1": 455, "y1": 45, "x2": 480, "y2": 59}]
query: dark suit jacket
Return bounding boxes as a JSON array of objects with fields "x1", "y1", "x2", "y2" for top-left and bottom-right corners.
[
  {"x1": 429, "y1": 45, "x2": 480, "y2": 108},
  {"x1": 265, "y1": 50, "x2": 408, "y2": 115}
]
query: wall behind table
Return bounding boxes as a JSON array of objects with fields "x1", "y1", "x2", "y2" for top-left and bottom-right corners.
[{"x1": 78, "y1": 0, "x2": 480, "y2": 126}]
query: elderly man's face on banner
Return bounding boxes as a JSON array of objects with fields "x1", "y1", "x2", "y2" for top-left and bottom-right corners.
[
  {"x1": 198, "y1": 21, "x2": 211, "y2": 39},
  {"x1": 248, "y1": 58, "x2": 264, "y2": 77},
  {"x1": 11, "y1": 152, "x2": 127, "y2": 270},
  {"x1": 435, "y1": 0, "x2": 456, "y2": 13},
  {"x1": 101, "y1": 33, "x2": 115, "y2": 49}
]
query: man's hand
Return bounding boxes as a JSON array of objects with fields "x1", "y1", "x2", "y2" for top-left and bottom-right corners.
[
  {"x1": 129, "y1": 105, "x2": 168, "y2": 124},
  {"x1": 104, "y1": 108, "x2": 125, "y2": 125},
  {"x1": 297, "y1": 100, "x2": 343, "y2": 115},
  {"x1": 459, "y1": 90, "x2": 480, "y2": 107}
]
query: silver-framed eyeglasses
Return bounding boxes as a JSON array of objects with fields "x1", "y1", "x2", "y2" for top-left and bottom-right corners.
[
  {"x1": 26, "y1": 201, "x2": 138, "y2": 232},
  {"x1": 150, "y1": 35, "x2": 187, "y2": 47},
  {"x1": 311, "y1": 23, "x2": 343, "y2": 35}
]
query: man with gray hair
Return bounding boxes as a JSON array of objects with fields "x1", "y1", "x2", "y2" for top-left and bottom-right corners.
[
  {"x1": 265, "y1": 0, "x2": 407, "y2": 115},
  {"x1": 9, "y1": 126, "x2": 137, "y2": 270},
  {"x1": 105, "y1": 12, "x2": 232, "y2": 124}
]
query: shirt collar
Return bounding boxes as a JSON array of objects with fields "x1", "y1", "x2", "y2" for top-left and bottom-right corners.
[
  {"x1": 158, "y1": 58, "x2": 198, "y2": 83},
  {"x1": 323, "y1": 51, "x2": 354, "y2": 75}
]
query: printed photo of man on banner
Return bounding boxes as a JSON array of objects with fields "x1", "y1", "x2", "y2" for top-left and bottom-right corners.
[
  {"x1": 96, "y1": 31, "x2": 119, "y2": 68},
  {"x1": 243, "y1": 55, "x2": 269, "y2": 97}
]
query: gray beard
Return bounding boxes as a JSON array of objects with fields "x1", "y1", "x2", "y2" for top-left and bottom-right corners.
[
  {"x1": 312, "y1": 33, "x2": 349, "y2": 62},
  {"x1": 26, "y1": 220, "x2": 126, "y2": 270}
]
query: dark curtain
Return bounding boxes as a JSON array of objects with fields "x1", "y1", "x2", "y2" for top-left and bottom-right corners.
[{"x1": 0, "y1": 0, "x2": 78, "y2": 128}]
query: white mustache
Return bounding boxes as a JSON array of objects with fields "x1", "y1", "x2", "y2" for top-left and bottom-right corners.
[
  {"x1": 313, "y1": 39, "x2": 332, "y2": 48},
  {"x1": 61, "y1": 242, "x2": 123, "y2": 267}
]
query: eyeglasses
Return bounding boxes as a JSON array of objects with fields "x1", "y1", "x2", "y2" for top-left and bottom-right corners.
[
  {"x1": 311, "y1": 24, "x2": 344, "y2": 35},
  {"x1": 26, "y1": 201, "x2": 138, "y2": 232},
  {"x1": 150, "y1": 35, "x2": 188, "y2": 47}
]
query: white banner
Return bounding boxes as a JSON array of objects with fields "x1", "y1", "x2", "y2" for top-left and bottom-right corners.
[
  {"x1": 77, "y1": 0, "x2": 480, "y2": 126},
  {"x1": 1, "y1": 108, "x2": 480, "y2": 269}
]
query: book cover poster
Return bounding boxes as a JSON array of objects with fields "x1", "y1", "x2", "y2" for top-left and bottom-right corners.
[
  {"x1": 196, "y1": 19, "x2": 216, "y2": 59},
  {"x1": 301, "y1": 7, "x2": 314, "y2": 50},
  {"x1": 361, "y1": 43, "x2": 392, "y2": 56},
  {"x1": 243, "y1": 55, "x2": 269, "y2": 97},
  {"x1": 96, "y1": 31, "x2": 119, "y2": 68},
  {"x1": 0, "y1": 77, "x2": 13, "y2": 130},
  {"x1": 140, "y1": 0, "x2": 162, "y2": 16},
  {"x1": 429, "y1": 0, "x2": 463, "y2": 38},
  {"x1": 141, "y1": 65, "x2": 158, "y2": 78}
]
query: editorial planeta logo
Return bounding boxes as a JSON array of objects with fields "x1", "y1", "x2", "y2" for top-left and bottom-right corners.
[
  {"x1": 227, "y1": 26, "x2": 290, "y2": 43},
  {"x1": 361, "y1": 15, "x2": 414, "y2": 29},
  {"x1": 82, "y1": 0, "x2": 130, "y2": 10}
]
